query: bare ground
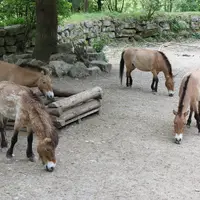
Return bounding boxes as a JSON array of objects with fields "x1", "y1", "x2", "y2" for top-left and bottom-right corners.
[{"x1": 1, "y1": 39, "x2": 200, "y2": 200}]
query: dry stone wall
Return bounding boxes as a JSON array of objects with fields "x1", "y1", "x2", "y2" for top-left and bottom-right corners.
[{"x1": 1, "y1": 15, "x2": 200, "y2": 56}]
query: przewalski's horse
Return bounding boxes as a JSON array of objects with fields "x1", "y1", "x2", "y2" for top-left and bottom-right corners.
[
  {"x1": 0, "y1": 81, "x2": 59, "y2": 172},
  {"x1": 119, "y1": 47, "x2": 175, "y2": 96},
  {"x1": 173, "y1": 70, "x2": 200, "y2": 144},
  {"x1": 0, "y1": 61, "x2": 54, "y2": 99}
]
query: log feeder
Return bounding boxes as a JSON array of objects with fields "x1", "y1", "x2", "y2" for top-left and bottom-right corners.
[{"x1": 8, "y1": 86, "x2": 103, "y2": 129}]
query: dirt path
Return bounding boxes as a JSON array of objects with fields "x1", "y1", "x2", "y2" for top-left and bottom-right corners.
[{"x1": 1, "y1": 40, "x2": 200, "y2": 200}]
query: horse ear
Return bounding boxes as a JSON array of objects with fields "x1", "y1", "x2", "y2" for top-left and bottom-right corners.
[
  {"x1": 173, "y1": 110, "x2": 177, "y2": 115},
  {"x1": 44, "y1": 137, "x2": 52, "y2": 144},
  {"x1": 184, "y1": 110, "x2": 189, "y2": 117}
]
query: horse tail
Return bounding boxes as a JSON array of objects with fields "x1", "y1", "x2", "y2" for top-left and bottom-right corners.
[
  {"x1": 158, "y1": 51, "x2": 173, "y2": 77},
  {"x1": 119, "y1": 50, "x2": 125, "y2": 85}
]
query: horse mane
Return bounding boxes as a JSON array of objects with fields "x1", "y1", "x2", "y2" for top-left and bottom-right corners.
[
  {"x1": 18, "y1": 63, "x2": 49, "y2": 75},
  {"x1": 178, "y1": 74, "x2": 191, "y2": 116},
  {"x1": 27, "y1": 89, "x2": 59, "y2": 147},
  {"x1": 27, "y1": 89, "x2": 44, "y2": 105},
  {"x1": 158, "y1": 51, "x2": 173, "y2": 77}
]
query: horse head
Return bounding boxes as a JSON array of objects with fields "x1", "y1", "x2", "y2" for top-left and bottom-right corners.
[
  {"x1": 37, "y1": 70, "x2": 54, "y2": 100},
  {"x1": 37, "y1": 137, "x2": 57, "y2": 172},
  {"x1": 173, "y1": 110, "x2": 189, "y2": 144}
]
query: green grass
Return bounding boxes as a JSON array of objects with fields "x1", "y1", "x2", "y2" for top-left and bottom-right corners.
[
  {"x1": 61, "y1": 11, "x2": 200, "y2": 25},
  {"x1": 62, "y1": 11, "x2": 148, "y2": 24}
]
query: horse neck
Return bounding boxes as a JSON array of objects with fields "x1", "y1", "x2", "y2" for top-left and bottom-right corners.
[
  {"x1": 20, "y1": 69, "x2": 41, "y2": 87},
  {"x1": 163, "y1": 68, "x2": 172, "y2": 80},
  {"x1": 28, "y1": 103, "x2": 53, "y2": 140},
  {"x1": 178, "y1": 89, "x2": 191, "y2": 115}
]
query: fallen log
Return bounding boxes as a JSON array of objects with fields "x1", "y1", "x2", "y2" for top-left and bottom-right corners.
[
  {"x1": 52, "y1": 86, "x2": 81, "y2": 97},
  {"x1": 48, "y1": 86, "x2": 103, "y2": 111}
]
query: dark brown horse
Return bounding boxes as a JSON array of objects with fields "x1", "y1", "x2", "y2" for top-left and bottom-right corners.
[
  {"x1": 119, "y1": 47, "x2": 175, "y2": 96},
  {"x1": 0, "y1": 81, "x2": 58, "y2": 172}
]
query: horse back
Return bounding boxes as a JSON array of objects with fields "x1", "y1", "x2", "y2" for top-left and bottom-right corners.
[
  {"x1": 123, "y1": 48, "x2": 158, "y2": 71},
  {"x1": 179, "y1": 70, "x2": 200, "y2": 102},
  {"x1": 0, "y1": 61, "x2": 40, "y2": 86}
]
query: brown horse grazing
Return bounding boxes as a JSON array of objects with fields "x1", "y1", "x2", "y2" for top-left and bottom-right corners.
[
  {"x1": 173, "y1": 70, "x2": 200, "y2": 144},
  {"x1": 0, "y1": 61, "x2": 54, "y2": 99},
  {"x1": 119, "y1": 47, "x2": 175, "y2": 96},
  {"x1": 0, "y1": 81, "x2": 59, "y2": 172}
]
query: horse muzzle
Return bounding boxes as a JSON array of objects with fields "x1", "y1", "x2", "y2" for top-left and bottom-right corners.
[
  {"x1": 168, "y1": 90, "x2": 174, "y2": 97},
  {"x1": 45, "y1": 91, "x2": 54, "y2": 100},
  {"x1": 175, "y1": 133, "x2": 183, "y2": 144},
  {"x1": 45, "y1": 161, "x2": 56, "y2": 172}
]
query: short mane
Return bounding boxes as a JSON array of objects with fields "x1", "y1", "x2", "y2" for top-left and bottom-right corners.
[
  {"x1": 158, "y1": 51, "x2": 173, "y2": 77},
  {"x1": 178, "y1": 74, "x2": 191, "y2": 116},
  {"x1": 28, "y1": 89, "x2": 44, "y2": 104},
  {"x1": 18, "y1": 63, "x2": 49, "y2": 75}
]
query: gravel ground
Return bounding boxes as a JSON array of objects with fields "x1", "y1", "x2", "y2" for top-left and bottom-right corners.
[{"x1": 1, "y1": 39, "x2": 200, "y2": 200}]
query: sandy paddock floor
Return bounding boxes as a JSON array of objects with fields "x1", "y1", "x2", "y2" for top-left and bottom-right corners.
[{"x1": 1, "y1": 39, "x2": 200, "y2": 200}]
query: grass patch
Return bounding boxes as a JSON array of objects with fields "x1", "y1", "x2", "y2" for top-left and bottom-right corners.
[
  {"x1": 61, "y1": 11, "x2": 200, "y2": 25},
  {"x1": 62, "y1": 11, "x2": 149, "y2": 24}
]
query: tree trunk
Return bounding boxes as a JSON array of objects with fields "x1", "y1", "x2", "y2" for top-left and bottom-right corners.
[
  {"x1": 97, "y1": 0, "x2": 102, "y2": 11},
  {"x1": 84, "y1": 0, "x2": 89, "y2": 12},
  {"x1": 33, "y1": 0, "x2": 58, "y2": 62}
]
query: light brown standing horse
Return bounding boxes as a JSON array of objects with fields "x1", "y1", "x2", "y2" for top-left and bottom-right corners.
[
  {"x1": 119, "y1": 47, "x2": 175, "y2": 96},
  {"x1": 173, "y1": 70, "x2": 200, "y2": 144},
  {"x1": 0, "y1": 81, "x2": 58, "y2": 172},
  {"x1": 0, "y1": 61, "x2": 54, "y2": 99}
]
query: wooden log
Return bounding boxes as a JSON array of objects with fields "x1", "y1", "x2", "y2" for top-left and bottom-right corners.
[
  {"x1": 30, "y1": 86, "x2": 81, "y2": 98},
  {"x1": 48, "y1": 86, "x2": 103, "y2": 110},
  {"x1": 54, "y1": 99, "x2": 101, "y2": 122},
  {"x1": 52, "y1": 99, "x2": 101, "y2": 128},
  {"x1": 46, "y1": 107, "x2": 63, "y2": 117},
  {"x1": 53, "y1": 108, "x2": 100, "y2": 129},
  {"x1": 53, "y1": 86, "x2": 81, "y2": 97}
]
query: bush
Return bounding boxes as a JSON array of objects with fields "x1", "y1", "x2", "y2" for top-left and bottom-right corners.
[
  {"x1": 91, "y1": 35, "x2": 111, "y2": 52},
  {"x1": 0, "y1": 0, "x2": 72, "y2": 27}
]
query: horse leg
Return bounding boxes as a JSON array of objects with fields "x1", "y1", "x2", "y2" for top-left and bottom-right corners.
[
  {"x1": 0, "y1": 117, "x2": 8, "y2": 148},
  {"x1": 151, "y1": 71, "x2": 159, "y2": 92},
  {"x1": 186, "y1": 107, "x2": 193, "y2": 127},
  {"x1": 126, "y1": 71, "x2": 132, "y2": 87},
  {"x1": 6, "y1": 129, "x2": 19, "y2": 158},
  {"x1": 26, "y1": 129, "x2": 35, "y2": 162},
  {"x1": 194, "y1": 111, "x2": 200, "y2": 133}
]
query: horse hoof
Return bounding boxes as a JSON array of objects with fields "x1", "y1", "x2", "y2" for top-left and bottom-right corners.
[
  {"x1": 152, "y1": 91, "x2": 157, "y2": 95},
  {"x1": 6, "y1": 153, "x2": 14, "y2": 159},
  {"x1": 1, "y1": 141, "x2": 8, "y2": 148},
  {"x1": 28, "y1": 155, "x2": 35, "y2": 162},
  {"x1": 186, "y1": 124, "x2": 190, "y2": 128}
]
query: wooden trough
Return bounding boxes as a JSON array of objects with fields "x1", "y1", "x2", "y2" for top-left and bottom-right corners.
[{"x1": 7, "y1": 86, "x2": 103, "y2": 130}]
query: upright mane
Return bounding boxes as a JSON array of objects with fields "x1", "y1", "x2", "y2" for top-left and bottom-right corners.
[
  {"x1": 178, "y1": 74, "x2": 191, "y2": 116},
  {"x1": 158, "y1": 51, "x2": 173, "y2": 77},
  {"x1": 18, "y1": 63, "x2": 49, "y2": 75},
  {"x1": 27, "y1": 90, "x2": 59, "y2": 147}
]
